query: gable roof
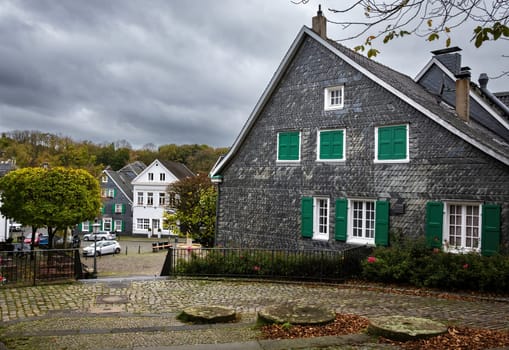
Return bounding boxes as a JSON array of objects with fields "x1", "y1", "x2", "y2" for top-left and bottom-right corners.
[
  {"x1": 118, "y1": 161, "x2": 146, "y2": 181},
  {"x1": 415, "y1": 57, "x2": 509, "y2": 140},
  {"x1": 132, "y1": 159, "x2": 195, "y2": 184},
  {"x1": 211, "y1": 26, "x2": 509, "y2": 176},
  {"x1": 102, "y1": 161, "x2": 147, "y2": 201},
  {"x1": 159, "y1": 160, "x2": 195, "y2": 180}
]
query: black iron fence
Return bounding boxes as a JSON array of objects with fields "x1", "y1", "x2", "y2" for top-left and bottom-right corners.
[
  {"x1": 0, "y1": 249, "x2": 83, "y2": 287},
  {"x1": 161, "y1": 246, "x2": 373, "y2": 282}
]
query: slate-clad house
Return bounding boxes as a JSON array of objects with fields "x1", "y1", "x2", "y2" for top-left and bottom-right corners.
[
  {"x1": 210, "y1": 11, "x2": 509, "y2": 255},
  {"x1": 77, "y1": 161, "x2": 146, "y2": 235}
]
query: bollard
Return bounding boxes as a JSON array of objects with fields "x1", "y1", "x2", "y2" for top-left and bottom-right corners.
[
  {"x1": 138, "y1": 245, "x2": 141, "y2": 254},
  {"x1": 125, "y1": 246, "x2": 128, "y2": 255}
]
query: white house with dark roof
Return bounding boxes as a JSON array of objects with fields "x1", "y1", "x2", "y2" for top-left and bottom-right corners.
[
  {"x1": 210, "y1": 10, "x2": 508, "y2": 255},
  {"x1": 132, "y1": 159, "x2": 194, "y2": 237}
]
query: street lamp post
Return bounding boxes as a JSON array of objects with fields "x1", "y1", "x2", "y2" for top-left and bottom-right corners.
[{"x1": 92, "y1": 222, "x2": 100, "y2": 277}]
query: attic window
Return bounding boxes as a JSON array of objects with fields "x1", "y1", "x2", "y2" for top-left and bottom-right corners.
[
  {"x1": 101, "y1": 175, "x2": 108, "y2": 183},
  {"x1": 324, "y1": 86, "x2": 344, "y2": 110}
]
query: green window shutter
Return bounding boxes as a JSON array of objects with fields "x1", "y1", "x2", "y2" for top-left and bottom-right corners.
[
  {"x1": 121, "y1": 220, "x2": 125, "y2": 232},
  {"x1": 278, "y1": 132, "x2": 300, "y2": 160},
  {"x1": 481, "y1": 204, "x2": 501, "y2": 256},
  {"x1": 113, "y1": 188, "x2": 116, "y2": 198},
  {"x1": 392, "y1": 126, "x2": 407, "y2": 159},
  {"x1": 334, "y1": 198, "x2": 347, "y2": 241},
  {"x1": 378, "y1": 125, "x2": 407, "y2": 160},
  {"x1": 122, "y1": 204, "x2": 126, "y2": 214},
  {"x1": 301, "y1": 197, "x2": 313, "y2": 238},
  {"x1": 101, "y1": 205, "x2": 105, "y2": 214},
  {"x1": 426, "y1": 202, "x2": 443, "y2": 248},
  {"x1": 78, "y1": 223, "x2": 82, "y2": 231},
  {"x1": 320, "y1": 130, "x2": 343, "y2": 159},
  {"x1": 375, "y1": 200, "x2": 389, "y2": 246}
]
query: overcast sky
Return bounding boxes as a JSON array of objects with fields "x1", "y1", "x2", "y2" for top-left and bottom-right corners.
[{"x1": 1, "y1": 1, "x2": 507, "y2": 149}]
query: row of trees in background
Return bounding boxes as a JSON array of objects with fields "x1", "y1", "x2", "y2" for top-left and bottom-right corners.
[{"x1": 0, "y1": 130, "x2": 228, "y2": 176}]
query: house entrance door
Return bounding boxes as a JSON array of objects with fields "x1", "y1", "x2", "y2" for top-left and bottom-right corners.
[{"x1": 152, "y1": 219, "x2": 161, "y2": 238}]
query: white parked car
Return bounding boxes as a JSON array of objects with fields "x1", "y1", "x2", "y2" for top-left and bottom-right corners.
[
  {"x1": 83, "y1": 231, "x2": 116, "y2": 241},
  {"x1": 82, "y1": 240, "x2": 121, "y2": 256}
]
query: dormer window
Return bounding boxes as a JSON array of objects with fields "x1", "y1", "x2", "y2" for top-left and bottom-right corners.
[{"x1": 324, "y1": 86, "x2": 344, "y2": 110}]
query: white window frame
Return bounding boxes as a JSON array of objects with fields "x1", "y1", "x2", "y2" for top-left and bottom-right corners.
[
  {"x1": 374, "y1": 124, "x2": 410, "y2": 164},
  {"x1": 82, "y1": 221, "x2": 90, "y2": 232},
  {"x1": 276, "y1": 131, "x2": 301, "y2": 163},
  {"x1": 324, "y1": 86, "x2": 344, "y2": 110},
  {"x1": 103, "y1": 218, "x2": 112, "y2": 232},
  {"x1": 114, "y1": 220, "x2": 122, "y2": 232},
  {"x1": 101, "y1": 188, "x2": 107, "y2": 198},
  {"x1": 160, "y1": 173, "x2": 166, "y2": 181},
  {"x1": 444, "y1": 202, "x2": 482, "y2": 253},
  {"x1": 147, "y1": 192, "x2": 154, "y2": 206},
  {"x1": 137, "y1": 218, "x2": 150, "y2": 230},
  {"x1": 316, "y1": 129, "x2": 346, "y2": 162},
  {"x1": 347, "y1": 199, "x2": 376, "y2": 245},
  {"x1": 159, "y1": 193, "x2": 165, "y2": 206},
  {"x1": 115, "y1": 203, "x2": 123, "y2": 214},
  {"x1": 148, "y1": 173, "x2": 154, "y2": 181},
  {"x1": 313, "y1": 197, "x2": 330, "y2": 241},
  {"x1": 107, "y1": 188, "x2": 115, "y2": 198},
  {"x1": 101, "y1": 175, "x2": 108, "y2": 183},
  {"x1": 169, "y1": 192, "x2": 177, "y2": 208},
  {"x1": 137, "y1": 192, "x2": 144, "y2": 205}
]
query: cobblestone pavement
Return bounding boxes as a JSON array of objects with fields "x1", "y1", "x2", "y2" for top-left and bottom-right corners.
[{"x1": 0, "y1": 277, "x2": 508, "y2": 349}]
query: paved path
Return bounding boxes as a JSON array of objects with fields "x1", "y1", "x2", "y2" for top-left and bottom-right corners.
[{"x1": 0, "y1": 277, "x2": 508, "y2": 349}]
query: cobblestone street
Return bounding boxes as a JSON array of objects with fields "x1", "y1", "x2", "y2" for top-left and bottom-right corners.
[
  {"x1": 1, "y1": 277, "x2": 509, "y2": 349},
  {"x1": 1, "y1": 248, "x2": 509, "y2": 349}
]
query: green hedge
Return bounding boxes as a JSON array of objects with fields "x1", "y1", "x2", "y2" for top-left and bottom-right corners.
[{"x1": 361, "y1": 238, "x2": 509, "y2": 293}]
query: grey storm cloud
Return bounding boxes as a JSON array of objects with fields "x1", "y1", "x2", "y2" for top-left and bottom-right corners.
[{"x1": 0, "y1": 0, "x2": 507, "y2": 148}]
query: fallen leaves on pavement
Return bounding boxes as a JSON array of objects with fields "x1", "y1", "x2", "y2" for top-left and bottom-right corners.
[{"x1": 261, "y1": 313, "x2": 509, "y2": 349}]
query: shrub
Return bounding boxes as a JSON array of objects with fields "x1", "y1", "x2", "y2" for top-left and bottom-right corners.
[{"x1": 360, "y1": 238, "x2": 509, "y2": 293}]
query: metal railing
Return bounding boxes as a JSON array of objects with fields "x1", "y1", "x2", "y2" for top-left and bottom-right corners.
[
  {"x1": 161, "y1": 245, "x2": 373, "y2": 282},
  {"x1": 0, "y1": 249, "x2": 83, "y2": 287}
]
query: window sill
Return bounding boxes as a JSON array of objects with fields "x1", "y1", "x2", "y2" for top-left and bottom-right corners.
[
  {"x1": 316, "y1": 159, "x2": 346, "y2": 163},
  {"x1": 347, "y1": 238, "x2": 375, "y2": 246},
  {"x1": 276, "y1": 160, "x2": 301, "y2": 164},
  {"x1": 324, "y1": 105, "x2": 344, "y2": 111},
  {"x1": 374, "y1": 159, "x2": 410, "y2": 164},
  {"x1": 312, "y1": 236, "x2": 329, "y2": 241}
]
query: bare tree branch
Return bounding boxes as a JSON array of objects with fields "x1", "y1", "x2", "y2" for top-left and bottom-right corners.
[{"x1": 297, "y1": 0, "x2": 509, "y2": 56}]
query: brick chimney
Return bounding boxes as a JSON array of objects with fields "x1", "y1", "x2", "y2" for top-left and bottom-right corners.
[
  {"x1": 455, "y1": 68, "x2": 471, "y2": 122},
  {"x1": 312, "y1": 5, "x2": 327, "y2": 39}
]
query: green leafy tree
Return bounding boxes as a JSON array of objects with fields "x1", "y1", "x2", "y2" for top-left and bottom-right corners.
[
  {"x1": 165, "y1": 174, "x2": 217, "y2": 247},
  {"x1": 0, "y1": 167, "x2": 101, "y2": 248},
  {"x1": 296, "y1": 1, "x2": 509, "y2": 58}
]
